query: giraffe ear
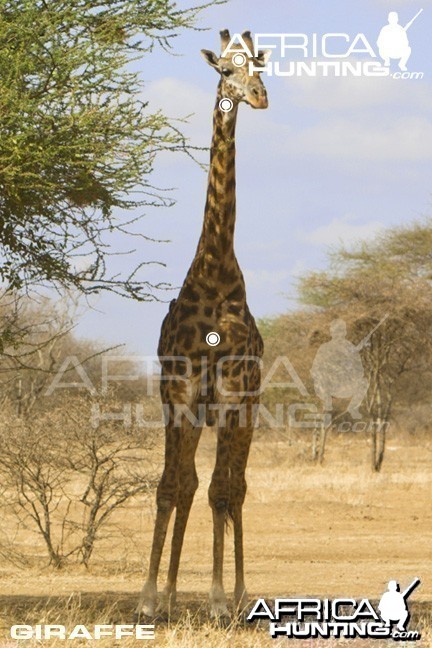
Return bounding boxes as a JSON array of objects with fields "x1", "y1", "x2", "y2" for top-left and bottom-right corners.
[
  {"x1": 201, "y1": 49, "x2": 220, "y2": 71},
  {"x1": 256, "y1": 49, "x2": 272, "y2": 66}
]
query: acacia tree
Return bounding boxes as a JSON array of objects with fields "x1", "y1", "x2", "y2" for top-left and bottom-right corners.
[
  {"x1": 0, "y1": 0, "x2": 219, "y2": 298},
  {"x1": 298, "y1": 220, "x2": 432, "y2": 471}
]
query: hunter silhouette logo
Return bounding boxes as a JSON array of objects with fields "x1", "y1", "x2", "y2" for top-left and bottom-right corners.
[
  {"x1": 311, "y1": 315, "x2": 388, "y2": 420},
  {"x1": 377, "y1": 9, "x2": 423, "y2": 71},
  {"x1": 378, "y1": 578, "x2": 421, "y2": 632},
  {"x1": 247, "y1": 577, "x2": 422, "y2": 641}
]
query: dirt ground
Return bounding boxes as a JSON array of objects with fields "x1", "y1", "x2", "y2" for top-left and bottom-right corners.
[{"x1": 0, "y1": 428, "x2": 431, "y2": 646}]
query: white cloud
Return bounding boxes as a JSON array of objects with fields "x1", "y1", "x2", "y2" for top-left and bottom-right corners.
[
  {"x1": 290, "y1": 259, "x2": 309, "y2": 278},
  {"x1": 305, "y1": 214, "x2": 385, "y2": 247},
  {"x1": 275, "y1": 54, "x2": 432, "y2": 164},
  {"x1": 145, "y1": 77, "x2": 212, "y2": 115},
  {"x1": 144, "y1": 77, "x2": 214, "y2": 146},
  {"x1": 243, "y1": 268, "x2": 292, "y2": 290},
  {"x1": 287, "y1": 74, "x2": 432, "y2": 113},
  {"x1": 243, "y1": 268, "x2": 296, "y2": 315},
  {"x1": 144, "y1": 76, "x2": 432, "y2": 169},
  {"x1": 292, "y1": 116, "x2": 432, "y2": 161},
  {"x1": 376, "y1": 0, "x2": 432, "y2": 6}
]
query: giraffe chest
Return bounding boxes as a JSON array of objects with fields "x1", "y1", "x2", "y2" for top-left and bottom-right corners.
[{"x1": 159, "y1": 298, "x2": 255, "y2": 356}]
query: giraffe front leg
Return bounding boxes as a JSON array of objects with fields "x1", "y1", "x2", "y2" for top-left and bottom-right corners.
[
  {"x1": 136, "y1": 487, "x2": 175, "y2": 619},
  {"x1": 208, "y1": 423, "x2": 233, "y2": 619},
  {"x1": 209, "y1": 501, "x2": 230, "y2": 619},
  {"x1": 232, "y1": 504, "x2": 248, "y2": 613},
  {"x1": 135, "y1": 419, "x2": 180, "y2": 619},
  {"x1": 230, "y1": 427, "x2": 253, "y2": 614},
  {"x1": 159, "y1": 422, "x2": 202, "y2": 615}
]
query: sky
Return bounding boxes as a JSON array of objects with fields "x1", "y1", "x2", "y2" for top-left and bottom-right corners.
[{"x1": 75, "y1": 0, "x2": 432, "y2": 356}]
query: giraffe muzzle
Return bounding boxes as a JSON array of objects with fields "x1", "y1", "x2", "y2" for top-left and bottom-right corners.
[{"x1": 246, "y1": 87, "x2": 268, "y2": 109}]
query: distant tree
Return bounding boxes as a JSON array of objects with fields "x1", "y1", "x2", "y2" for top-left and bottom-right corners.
[
  {"x1": 0, "y1": 293, "x2": 108, "y2": 415},
  {"x1": 0, "y1": 292, "x2": 164, "y2": 431},
  {"x1": 259, "y1": 311, "x2": 331, "y2": 463},
  {"x1": 0, "y1": 0, "x2": 220, "y2": 299},
  {"x1": 299, "y1": 220, "x2": 432, "y2": 471}
]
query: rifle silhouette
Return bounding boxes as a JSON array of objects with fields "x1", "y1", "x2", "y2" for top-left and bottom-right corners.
[
  {"x1": 355, "y1": 314, "x2": 389, "y2": 351},
  {"x1": 404, "y1": 9, "x2": 423, "y2": 31},
  {"x1": 402, "y1": 577, "x2": 420, "y2": 600}
]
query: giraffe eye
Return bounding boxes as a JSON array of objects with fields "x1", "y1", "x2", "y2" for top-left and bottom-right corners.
[{"x1": 221, "y1": 69, "x2": 232, "y2": 77}]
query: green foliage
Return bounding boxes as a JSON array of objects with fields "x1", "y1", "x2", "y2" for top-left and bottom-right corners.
[
  {"x1": 256, "y1": 316, "x2": 278, "y2": 339},
  {"x1": 0, "y1": 0, "x2": 220, "y2": 298}
]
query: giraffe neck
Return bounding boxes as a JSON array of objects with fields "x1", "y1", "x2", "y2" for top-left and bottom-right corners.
[{"x1": 197, "y1": 82, "x2": 239, "y2": 266}]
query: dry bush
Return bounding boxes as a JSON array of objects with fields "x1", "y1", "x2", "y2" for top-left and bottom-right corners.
[{"x1": 0, "y1": 393, "x2": 158, "y2": 568}]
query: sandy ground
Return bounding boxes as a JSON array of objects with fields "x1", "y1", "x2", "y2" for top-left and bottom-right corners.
[{"x1": 0, "y1": 429, "x2": 431, "y2": 645}]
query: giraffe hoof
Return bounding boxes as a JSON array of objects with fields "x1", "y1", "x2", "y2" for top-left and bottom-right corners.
[
  {"x1": 134, "y1": 601, "x2": 157, "y2": 621},
  {"x1": 157, "y1": 588, "x2": 177, "y2": 616},
  {"x1": 209, "y1": 598, "x2": 230, "y2": 623},
  {"x1": 136, "y1": 581, "x2": 157, "y2": 620},
  {"x1": 133, "y1": 607, "x2": 155, "y2": 624},
  {"x1": 135, "y1": 601, "x2": 156, "y2": 619}
]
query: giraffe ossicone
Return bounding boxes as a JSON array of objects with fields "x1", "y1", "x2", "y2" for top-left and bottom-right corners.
[{"x1": 136, "y1": 28, "x2": 271, "y2": 622}]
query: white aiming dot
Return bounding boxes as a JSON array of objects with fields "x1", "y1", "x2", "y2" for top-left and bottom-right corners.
[
  {"x1": 233, "y1": 53, "x2": 246, "y2": 67},
  {"x1": 206, "y1": 331, "x2": 220, "y2": 347},
  {"x1": 219, "y1": 98, "x2": 233, "y2": 113}
]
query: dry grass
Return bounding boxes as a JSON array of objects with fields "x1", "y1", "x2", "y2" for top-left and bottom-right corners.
[{"x1": 0, "y1": 428, "x2": 431, "y2": 645}]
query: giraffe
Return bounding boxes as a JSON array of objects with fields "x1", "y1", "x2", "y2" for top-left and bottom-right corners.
[{"x1": 136, "y1": 29, "x2": 271, "y2": 620}]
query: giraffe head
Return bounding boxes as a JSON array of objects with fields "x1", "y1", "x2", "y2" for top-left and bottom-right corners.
[{"x1": 201, "y1": 29, "x2": 271, "y2": 109}]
